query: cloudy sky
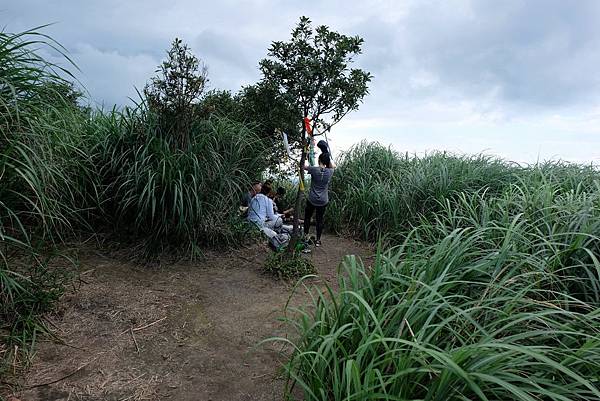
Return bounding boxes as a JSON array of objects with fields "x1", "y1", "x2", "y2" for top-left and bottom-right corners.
[{"x1": 4, "y1": 0, "x2": 600, "y2": 164}]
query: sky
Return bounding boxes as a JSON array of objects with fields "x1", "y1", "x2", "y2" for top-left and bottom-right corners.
[{"x1": 4, "y1": 0, "x2": 600, "y2": 164}]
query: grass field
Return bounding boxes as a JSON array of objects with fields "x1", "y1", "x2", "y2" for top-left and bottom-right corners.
[{"x1": 276, "y1": 142, "x2": 600, "y2": 400}]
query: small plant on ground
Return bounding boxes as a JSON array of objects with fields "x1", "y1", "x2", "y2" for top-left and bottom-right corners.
[{"x1": 263, "y1": 251, "x2": 315, "y2": 280}]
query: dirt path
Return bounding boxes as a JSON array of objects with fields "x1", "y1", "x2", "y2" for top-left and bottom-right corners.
[{"x1": 6, "y1": 234, "x2": 371, "y2": 401}]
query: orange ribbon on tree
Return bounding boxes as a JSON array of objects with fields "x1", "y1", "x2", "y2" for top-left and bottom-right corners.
[
  {"x1": 304, "y1": 117, "x2": 316, "y2": 165},
  {"x1": 303, "y1": 117, "x2": 313, "y2": 136}
]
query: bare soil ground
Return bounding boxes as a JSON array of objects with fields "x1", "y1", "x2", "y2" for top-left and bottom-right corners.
[{"x1": 4, "y1": 234, "x2": 371, "y2": 401}]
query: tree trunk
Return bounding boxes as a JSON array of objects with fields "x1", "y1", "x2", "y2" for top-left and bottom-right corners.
[{"x1": 288, "y1": 126, "x2": 307, "y2": 252}]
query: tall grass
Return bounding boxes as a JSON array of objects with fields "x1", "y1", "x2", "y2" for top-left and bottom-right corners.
[
  {"x1": 328, "y1": 142, "x2": 598, "y2": 243},
  {"x1": 278, "y1": 208, "x2": 600, "y2": 399},
  {"x1": 1, "y1": 27, "x2": 83, "y2": 374},
  {"x1": 274, "y1": 142, "x2": 600, "y2": 400},
  {"x1": 91, "y1": 107, "x2": 268, "y2": 252},
  {"x1": 1, "y1": 27, "x2": 90, "y2": 237},
  {"x1": 279, "y1": 236, "x2": 600, "y2": 400}
]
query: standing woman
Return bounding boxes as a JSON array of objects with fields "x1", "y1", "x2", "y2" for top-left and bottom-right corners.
[{"x1": 303, "y1": 152, "x2": 335, "y2": 247}]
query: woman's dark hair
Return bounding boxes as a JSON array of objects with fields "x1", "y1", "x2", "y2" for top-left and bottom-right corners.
[
  {"x1": 318, "y1": 152, "x2": 332, "y2": 168},
  {"x1": 261, "y1": 182, "x2": 272, "y2": 195},
  {"x1": 317, "y1": 140, "x2": 329, "y2": 154}
]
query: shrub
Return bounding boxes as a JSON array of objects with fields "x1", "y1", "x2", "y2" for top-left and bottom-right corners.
[{"x1": 264, "y1": 251, "x2": 316, "y2": 280}]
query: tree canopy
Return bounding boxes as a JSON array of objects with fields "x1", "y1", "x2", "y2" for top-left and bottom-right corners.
[
  {"x1": 144, "y1": 38, "x2": 208, "y2": 149},
  {"x1": 258, "y1": 16, "x2": 372, "y2": 236},
  {"x1": 259, "y1": 16, "x2": 371, "y2": 138}
]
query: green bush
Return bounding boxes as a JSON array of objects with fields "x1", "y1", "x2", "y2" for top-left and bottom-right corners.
[{"x1": 264, "y1": 251, "x2": 316, "y2": 280}]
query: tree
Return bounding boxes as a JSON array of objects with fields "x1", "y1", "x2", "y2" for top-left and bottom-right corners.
[
  {"x1": 235, "y1": 82, "x2": 301, "y2": 168},
  {"x1": 197, "y1": 89, "x2": 239, "y2": 119},
  {"x1": 196, "y1": 83, "x2": 301, "y2": 173},
  {"x1": 259, "y1": 16, "x2": 372, "y2": 241},
  {"x1": 144, "y1": 38, "x2": 208, "y2": 149}
]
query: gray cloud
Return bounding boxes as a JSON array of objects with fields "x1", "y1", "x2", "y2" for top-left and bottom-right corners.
[
  {"x1": 7, "y1": 0, "x2": 599, "y2": 111},
  {"x1": 3, "y1": 0, "x2": 600, "y2": 162},
  {"x1": 354, "y1": 0, "x2": 600, "y2": 110}
]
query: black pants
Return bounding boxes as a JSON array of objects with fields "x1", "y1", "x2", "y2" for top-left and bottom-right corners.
[{"x1": 304, "y1": 200, "x2": 327, "y2": 240}]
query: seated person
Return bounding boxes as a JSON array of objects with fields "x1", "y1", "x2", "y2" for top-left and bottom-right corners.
[
  {"x1": 273, "y1": 187, "x2": 295, "y2": 223},
  {"x1": 247, "y1": 183, "x2": 292, "y2": 247},
  {"x1": 240, "y1": 181, "x2": 261, "y2": 216}
]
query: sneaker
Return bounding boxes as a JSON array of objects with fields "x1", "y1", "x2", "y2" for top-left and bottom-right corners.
[{"x1": 315, "y1": 240, "x2": 322, "y2": 247}]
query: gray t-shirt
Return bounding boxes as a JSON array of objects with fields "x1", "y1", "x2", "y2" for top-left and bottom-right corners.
[{"x1": 307, "y1": 166, "x2": 334, "y2": 206}]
